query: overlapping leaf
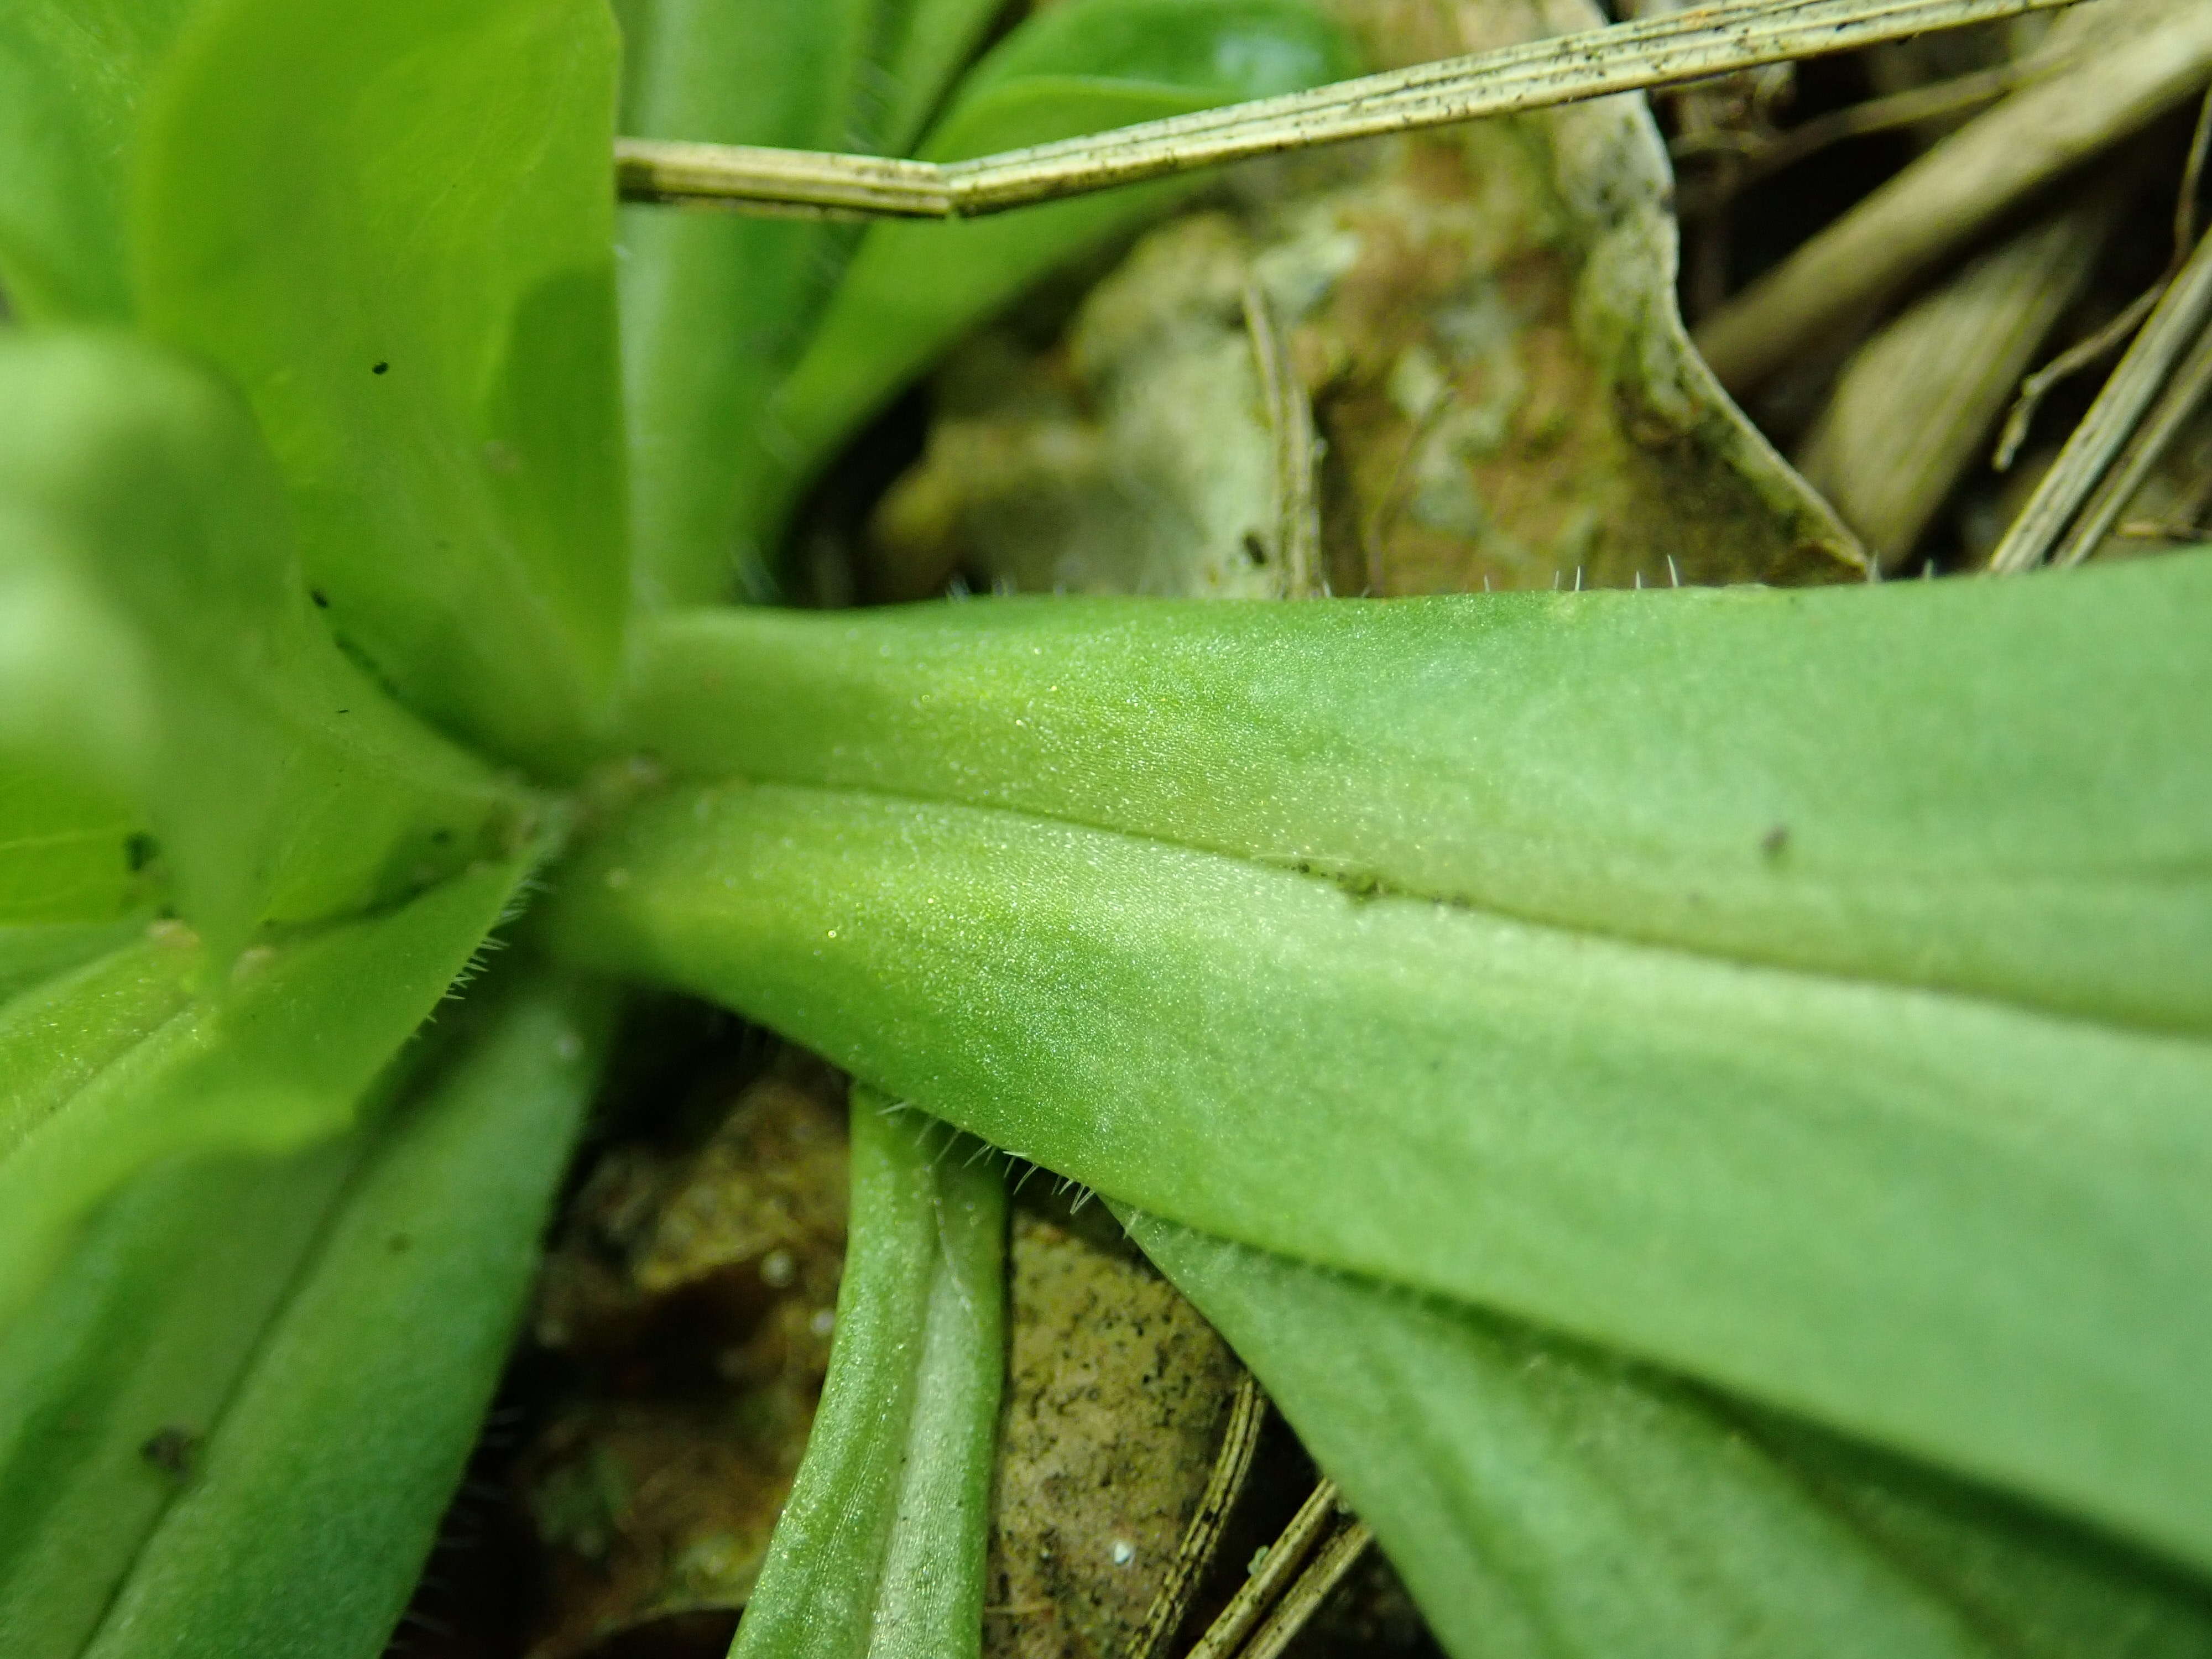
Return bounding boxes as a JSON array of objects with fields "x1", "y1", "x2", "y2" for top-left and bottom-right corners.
[
  {"x1": 0, "y1": 859, "x2": 549, "y2": 1657},
  {"x1": 132, "y1": 0, "x2": 629, "y2": 765},
  {"x1": 0, "y1": 333, "x2": 531, "y2": 961},
  {"x1": 1127, "y1": 1209, "x2": 2212, "y2": 1659},
  {"x1": 0, "y1": 854, "x2": 530, "y2": 1333},
  {"x1": 553, "y1": 553, "x2": 2212, "y2": 1576},
  {"x1": 619, "y1": 556, "x2": 2211, "y2": 1035},
  {"x1": 76, "y1": 972, "x2": 611, "y2": 1659},
  {"x1": 0, "y1": 1130, "x2": 366, "y2": 1659}
]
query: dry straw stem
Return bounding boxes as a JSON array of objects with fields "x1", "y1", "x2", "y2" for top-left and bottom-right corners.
[
  {"x1": 1127, "y1": 1371, "x2": 1268, "y2": 1659},
  {"x1": 1182, "y1": 1480, "x2": 1345, "y2": 1659},
  {"x1": 1672, "y1": 59, "x2": 2030, "y2": 215},
  {"x1": 1232, "y1": 1517, "x2": 1375, "y2": 1659},
  {"x1": 1695, "y1": 0, "x2": 2212, "y2": 393},
  {"x1": 1989, "y1": 225, "x2": 2212, "y2": 570},
  {"x1": 1241, "y1": 283, "x2": 1324, "y2": 598},
  {"x1": 1798, "y1": 189, "x2": 2119, "y2": 568},
  {"x1": 2047, "y1": 318, "x2": 2212, "y2": 564},
  {"x1": 1994, "y1": 86, "x2": 2212, "y2": 467},
  {"x1": 615, "y1": 0, "x2": 2083, "y2": 218}
]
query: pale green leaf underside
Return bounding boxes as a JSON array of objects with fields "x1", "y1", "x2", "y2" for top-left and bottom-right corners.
[
  {"x1": 734, "y1": 1093, "x2": 1005, "y2": 1659},
  {"x1": 134, "y1": 0, "x2": 628, "y2": 766},
  {"x1": 561, "y1": 554, "x2": 2212, "y2": 1572},
  {"x1": 622, "y1": 551, "x2": 2212, "y2": 1037},
  {"x1": 1125, "y1": 1210, "x2": 2212, "y2": 1659}
]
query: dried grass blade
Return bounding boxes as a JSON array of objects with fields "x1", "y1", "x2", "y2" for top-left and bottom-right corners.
[
  {"x1": 616, "y1": 0, "x2": 2084, "y2": 217},
  {"x1": 1990, "y1": 227, "x2": 2212, "y2": 570}
]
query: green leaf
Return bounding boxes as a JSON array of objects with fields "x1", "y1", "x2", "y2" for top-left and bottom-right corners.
[
  {"x1": 732, "y1": 1091, "x2": 1005, "y2": 1659},
  {"x1": 0, "y1": 922, "x2": 153, "y2": 1005},
  {"x1": 877, "y1": 0, "x2": 1010, "y2": 158},
  {"x1": 552, "y1": 554, "x2": 2212, "y2": 1573},
  {"x1": 132, "y1": 0, "x2": 628, "y2": 766},
  {"x1": 0, "y1": 332, "x2": 533, "y2": 958},
  {"x1": 744, "y1": 0, "x2": 1360, "y2": 552},
  {"x1": 77, "y1": 969, "x2": 611, "y2": 1659},
  {"x1": 0, "y1": 0, "x2": 200, "y2": 322},
  {"x1": 620, "y1": 551, "x2": 2212, "y2": 1036},
  {"x1": 0, "y1": 933, "x2": 198, "y2": 1169},
  {"x1": 0, "y1": 1136, "x2": 365, "y2": 1659},
  {"x1": 617, "y1": 0, "x2": 884, "y2": 608},
  {"x1": 0, "y1": 764, "x2": 150, "y2": 931},
  {"x1": 0, "y1": 853, "x2": 530, "y2": 1335},
  {"x1": 1126, "y1": 1210, "x2": 2212, "y2": 1659}
]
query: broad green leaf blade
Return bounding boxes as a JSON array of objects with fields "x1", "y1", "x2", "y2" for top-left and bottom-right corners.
[
  {"x1": 733, "y1": 1092, "x2": 1005, "y2": 1659},
  {"x1": 747, "y1": 0, "x2": 1359, "y2": 551},
  {"x1": 0, "y1": 1138, "x2": 362, "y2": 1659},
  {"x1": 547, "y1": 768, "x2": 2212, "y2": 1574},
  {"x1": 0, "y1": 333, "x2": 531, "y2": 957},
  {"x1": 80, "y1": 970, "x2": 612, "y2": 1659},
  {"x1": 620, "y1": 552, "x2": 2212, "y2": 1037},
  {"x1": 617, "y1": 0, "x2": 884, "y2": 608},
  {"x1": 0, "y1": 0, "x2": 199, "y2": 322},
  {"x1": 133, "y1": 0, "x2": 628, "y2": 765},
  {"x1": 1125, "y1": 1211, "x2": 2212, "y2": 1659},
  {"x1": 0, "y1": 853, "x2": 530, "y2": 1334}
]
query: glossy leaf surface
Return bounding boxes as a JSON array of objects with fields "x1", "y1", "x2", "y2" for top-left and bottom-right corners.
[
  {"x1": 733, "y1": 1093, "x2": 1005, "y2": 1659},
  {"x1": 751, "y1": 0, "x2": 1360, "y2": 547},
  {"x1": 1128, "y1": 1210, "x2": 2212, "y2": 1659},
  {"x1": 0, "y1": 333, "x2": 530, "y2": 958},
  {"x1": 0, "y1": 0, "x2": 199, "y2": 321},
  {"x1": 133, "y1": 0, "x2": 628, "y2": 764},
  {"x1": 80, "y1": 971, "x2": 611, "y2": 1659},
  {"x1": 557, "y1": 555, "x2": 2212, "y2": 1572}
]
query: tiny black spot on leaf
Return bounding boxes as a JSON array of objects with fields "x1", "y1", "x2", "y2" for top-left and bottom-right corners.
[
  {"x1": 310, "y1": 588, "x2": 330, "y2": 608},
  {"x1": 372, "y1": 361, "x2": 389, "y2": 375},
  {"x1": 140, "y1": 1426, "x2": 200, "y2": 1479},
  {"x1": 1761, "y1": 824, "x2": 1791, "y2": 859},
  {"x1": 124, "y1": 832, "x2": 159, "y2": 873}
]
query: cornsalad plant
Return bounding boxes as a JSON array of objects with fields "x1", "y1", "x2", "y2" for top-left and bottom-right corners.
[{"x1": 1, "y1": 0, "x2": 2208, "y2": 1655}]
